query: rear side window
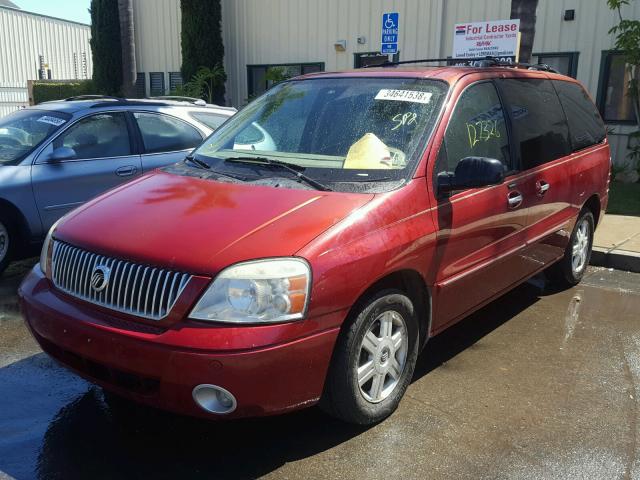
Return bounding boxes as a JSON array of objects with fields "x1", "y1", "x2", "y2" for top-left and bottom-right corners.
[
  {"x1": 497, "y1": 78, "x2": 571, "y2": 170},
  {"x1": 133, "y1": 112, "x2": 203, "y2": 154},
  {"x1": 553, "y1": 80, "x2": 606, "y2": 151},
  {"x1": 189, "y1": 112, "x2": 229, "y2": 131},
  {"x1": 436, "y1": 82, "x2": 510, "y2": 174}
]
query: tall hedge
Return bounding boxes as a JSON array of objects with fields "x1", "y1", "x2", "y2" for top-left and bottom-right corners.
[
  {"x1": 33, "y1": 81, "x2": 95, "y2": 104},
  {"x1": 180, "y1": 0, "x2": 226, "y2": 104},
  {"x1": 89, "y1": 0, "x2": 123, "y2": 95}
]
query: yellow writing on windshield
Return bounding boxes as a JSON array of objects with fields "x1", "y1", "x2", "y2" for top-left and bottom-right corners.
[{"x1": 466, "y1": 120, "x2": 500, "y2": 148}]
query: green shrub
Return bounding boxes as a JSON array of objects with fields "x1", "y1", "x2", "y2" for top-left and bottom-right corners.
[
  {"x1": 32, "y1": 81, "x2": 96, "y2": 104},
  {"x1": 89, "y1": 0, "x2": 122, "y2": 95},
  {"x1": 180, "y1": 0, "x2": 226, "y2": 104}
]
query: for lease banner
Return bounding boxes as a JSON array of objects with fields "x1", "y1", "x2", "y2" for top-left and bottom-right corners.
[{"x1": 452, "y1": 19, "x2": 520, "y2": 62}]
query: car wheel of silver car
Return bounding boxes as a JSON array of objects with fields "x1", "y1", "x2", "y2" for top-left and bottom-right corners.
[
  {"x1": 320, "y1": 289, "x2": 419, "y2": 425},
  {"x1": 546, "y1": 209, "x2": 595, "y2": 288},
  {"x1": 0, "y1": 217, "x2": 14, "y2": 276}
]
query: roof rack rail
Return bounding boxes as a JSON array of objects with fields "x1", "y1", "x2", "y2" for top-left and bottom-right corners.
[
  {"x1": 87, "y1": 99, "x2": 179, "y2": 109},
  {"x1": 364, "y1": 56, "x2": 559, "y2": 73},
  {"x1": 152, "y1": 95, "x2": 208, "y2": 106},
  {"x1": 64, "y1": 95, "x2": 125, "y2": 101}
]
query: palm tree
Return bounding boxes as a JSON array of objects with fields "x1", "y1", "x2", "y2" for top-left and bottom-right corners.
[
  {"x1": 511, "y1": 0, "x2": 539, "y2": 63},
  {"x1": 118, "y1": 0, "x2": 137, "y2": 97}
]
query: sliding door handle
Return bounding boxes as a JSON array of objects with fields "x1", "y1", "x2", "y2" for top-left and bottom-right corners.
[{"x1": 536, "y1": 180, "x2": 550, "y2": 196}]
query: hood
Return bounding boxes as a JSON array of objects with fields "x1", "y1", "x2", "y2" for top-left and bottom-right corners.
[{"x1": 55, "y1": 171, "x2": 374, "y2": 274}]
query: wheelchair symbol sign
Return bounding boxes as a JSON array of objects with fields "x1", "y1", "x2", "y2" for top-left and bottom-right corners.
[{"x1": 381, "y1": 12, "x2": 399, "y2": 54}]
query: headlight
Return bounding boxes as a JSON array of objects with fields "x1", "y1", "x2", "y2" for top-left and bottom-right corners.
[
  {"x1": 40, "y1": 219, "x2": 61, "y2": 278},
  {"x1": 189, "y1": 258, "x2": 311, "y2": 324}
]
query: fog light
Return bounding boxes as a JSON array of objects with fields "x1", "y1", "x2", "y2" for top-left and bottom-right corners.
[{"x1": 192, "y1": 384, "x2": 237, "y2": 414}]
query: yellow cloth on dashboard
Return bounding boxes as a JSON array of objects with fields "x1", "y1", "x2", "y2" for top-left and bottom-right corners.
[{"x1": 343, "y1": 133, "x2": 393, "y2": 169}]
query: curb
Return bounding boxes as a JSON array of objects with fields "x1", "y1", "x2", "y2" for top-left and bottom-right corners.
[{"x1": 590, "y1": 246, "x2": 640, "y2": 273}]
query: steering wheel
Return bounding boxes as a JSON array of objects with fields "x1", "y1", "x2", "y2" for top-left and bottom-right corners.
[
  {"x1": 387, "y1": 147, "x2": 407, "y2": 168},
  {"x1": 0, "y1": 135, "x2": 22, "y2": 148}
]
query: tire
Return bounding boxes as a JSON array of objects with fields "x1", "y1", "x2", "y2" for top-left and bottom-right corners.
[
  {"x1": 546, "y1": 210, "x2": 594, "y2": 288},
  {"x1": 320, "y1": 290, "x2": 419, "y2": 425},
  {"x1": 0, "y1": 216, "x2": 15, "y2": 276}
]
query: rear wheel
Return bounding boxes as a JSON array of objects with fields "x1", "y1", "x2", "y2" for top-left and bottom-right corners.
[
  {"x1": 320, "y1": 290, "x2": 419, "y2": 425},
  {"x1": 0, "y1": 216, "x2": 15, "y2": 276},
  {"x1": 546, "y1": 210, "x2": 594, "y2": 287}
]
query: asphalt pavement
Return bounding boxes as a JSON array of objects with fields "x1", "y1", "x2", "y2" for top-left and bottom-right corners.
[{"x1": 1, "y1": 259, "x2": 640, "y2": 480}]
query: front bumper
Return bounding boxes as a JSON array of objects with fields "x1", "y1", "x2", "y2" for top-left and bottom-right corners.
[{"x1": 19, "y1": 267, "x2": 343, "y2": 419}]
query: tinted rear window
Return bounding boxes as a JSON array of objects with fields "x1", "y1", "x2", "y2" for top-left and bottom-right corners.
[
  {"x1": 497, "y1": 78, "x2": 571, "y2": 170},
  {"x1": 553, "y1": 80, "x2": 606, "y2": 151}
]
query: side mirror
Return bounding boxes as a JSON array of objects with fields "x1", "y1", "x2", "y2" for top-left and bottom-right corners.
[
  {"x1": 48, "y1": 147, "x2": 77, "y2": 162},
  {"x1": 437, "y1": 156, "x2": 505, "y2": 194}
]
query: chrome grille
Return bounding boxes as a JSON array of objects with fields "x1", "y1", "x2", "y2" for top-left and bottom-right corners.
[{"x1": 51, "y1": 240, "x2": 192, "y2": 321}]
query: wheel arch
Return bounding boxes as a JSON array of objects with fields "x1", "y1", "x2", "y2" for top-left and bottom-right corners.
[
  {"x1": 343, "y1": 269, "x2": 432, "y2": 350},
  {"x1": 583, "y1": 194, "x2": 601, "y2": 227},
  {"x1": 0, "y1": 198, "x2": 32, "y2": 248}
]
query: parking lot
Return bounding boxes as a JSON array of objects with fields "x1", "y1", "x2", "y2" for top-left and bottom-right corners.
[{"x1": 0, "y1": 259, "x2": 638, "y2": 479}]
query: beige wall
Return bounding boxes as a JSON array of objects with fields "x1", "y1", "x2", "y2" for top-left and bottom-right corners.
[
  {"x1": 0, "y1": 6, "x2": 92, "y2": 116},
  {"x1": 132, "y1": 0, "x2": 182, "y2": 95}
]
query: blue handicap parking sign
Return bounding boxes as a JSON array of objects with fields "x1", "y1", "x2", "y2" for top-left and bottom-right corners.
[
  {"x1": 381, "y1": 12, "x2": 399, "y2": 54},
  {"x1": 382, "y1": 44, "x2": 398, "y2": 54}
]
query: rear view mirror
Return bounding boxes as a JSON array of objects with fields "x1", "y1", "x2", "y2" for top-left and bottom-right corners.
[
  {"x1": 437, "y1": 156, "x2": 505, "y2": 194},
  {"x1": 49, "y1": 147, "x2": 76, "y2": 162}
]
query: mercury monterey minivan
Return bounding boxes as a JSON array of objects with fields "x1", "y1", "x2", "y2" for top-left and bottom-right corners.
[{"x1": 19, "y1": 62, "x2": 610, "y2": 425}]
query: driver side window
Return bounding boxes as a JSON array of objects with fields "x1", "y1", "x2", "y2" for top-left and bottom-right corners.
[
  {"x1": 436, "y1": 82, "x2": 510, "y2": 175},
  {"x1": 54, "y1": 113, "x2": 131, "y2": 160}
]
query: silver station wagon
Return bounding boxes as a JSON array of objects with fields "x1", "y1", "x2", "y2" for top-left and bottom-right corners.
[{"x1": 0, "y1": 96, "x2": 236, "y2": 274}]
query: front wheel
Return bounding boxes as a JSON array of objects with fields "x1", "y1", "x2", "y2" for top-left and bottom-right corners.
[
  {"x1": 0, "y1": 217, "x2": 14, "y2": 276},
  {"x1": 320, "y1": 290, "x2": 419, "y2": 425},
  {"x1": 546, "y1": 210, "x2": 594, "y2": 287}
]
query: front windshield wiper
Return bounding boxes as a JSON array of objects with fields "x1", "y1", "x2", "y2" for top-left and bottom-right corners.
[
  {"x1": 184, "y1": 155, "x2": 248, "y2": 182},
  {"x1": 224, "y1": 156, "x2": 332, "y2": 192},
  {"x1": 184, "y1": 154, "x2": 211, "y2": 170}
]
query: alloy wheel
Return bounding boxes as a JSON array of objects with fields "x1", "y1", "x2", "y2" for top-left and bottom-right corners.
[
  {"x1": 571, "y1": 218, "x2": 590, "y2": 274},
  {"x1": 0, "y1": 222, "x2": 8, "y2": 263},
  {"x1": 357, "y1": 310, "x2": 409, "y2": 403}
]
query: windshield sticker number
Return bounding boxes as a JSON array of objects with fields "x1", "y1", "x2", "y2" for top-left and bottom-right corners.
[
  {"x1": 375, "y1": 89, "x2": 432, "y2": 104},
  {"x1": 391, "y1": 112, "x2": 418, "y2": 131},
  {"x1": 467, "y1": 119, "x2": 500, "y2": 148},
  {"x1": 37, "y1": 116, "x2": 66, "y2": 127}
]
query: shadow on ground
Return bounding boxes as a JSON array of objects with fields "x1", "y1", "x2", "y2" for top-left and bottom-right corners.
[{"x1": 0, "y1": 277, "x2": 547, "y2": 480}]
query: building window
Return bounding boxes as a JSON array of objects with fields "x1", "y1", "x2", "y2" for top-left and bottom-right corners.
[
  {"x1": 247, "y1": 63, "x2": 324, "y2": 98},
  {"x1": 149, "y1": 72, "x2": 165, "y2": 97},
  {"x1": 532, "y1": 52, "x2": 579, "y2": 78},
  {"x1": 169, "y1": 72, "x2": 183, "y2": 92},
  {"x1": 135, "y1": 73, "x2": 146, "y2": 98},
  {"x1": 597, "y1": 51, "x2": 636, "y2": 123},
  {"x1": 354, "y1": 51, "x2": 399, "y2": 68}
]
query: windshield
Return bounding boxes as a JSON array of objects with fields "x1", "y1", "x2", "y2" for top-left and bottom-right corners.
[
  {"x1": 191, "y1": 77, "x2": 448, "y2": 191},
  {"x1": 0, "y1": 109, "x2": 70, "y2": 165}
]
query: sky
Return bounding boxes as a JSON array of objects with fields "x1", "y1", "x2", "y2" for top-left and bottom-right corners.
[{"x1": 14, "y1": 0, "x2": 91, "y2": 24}]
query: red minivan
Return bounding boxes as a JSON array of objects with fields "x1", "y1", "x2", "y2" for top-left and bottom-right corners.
[{"x1": 19, "y1": 64, "x2": 610, "y2": 425}]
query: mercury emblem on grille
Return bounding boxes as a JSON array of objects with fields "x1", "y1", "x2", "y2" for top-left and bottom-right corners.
[{"x1": 90, "y1": 265, "x2": 111, "y2": 292}]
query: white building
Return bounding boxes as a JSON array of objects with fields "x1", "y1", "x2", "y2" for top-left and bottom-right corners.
[
  {"x1": 0, "y1": 2, "x2": 93, "y2": 117},
  {"x1": 129, "y1": 0, "x2": 639, "y2": 166}
]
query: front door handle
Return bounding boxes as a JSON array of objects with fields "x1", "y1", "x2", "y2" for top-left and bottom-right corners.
[
  {"x1": 536, "y1": 180, "x2": 550, "y2": 196},
  {"x1": 116, "y1": 165, "x2": 138, "y2": 177},
  {"x1": 507, "y1": 190, "x2": 523, "y2": 209}
]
